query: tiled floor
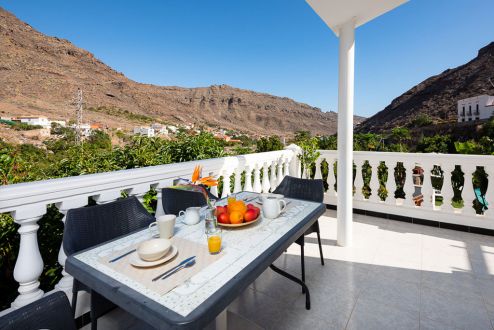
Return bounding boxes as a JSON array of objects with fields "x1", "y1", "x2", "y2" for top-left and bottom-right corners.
[{"x1": 86, "y1": 210, "x2": 494, "y2": 330}]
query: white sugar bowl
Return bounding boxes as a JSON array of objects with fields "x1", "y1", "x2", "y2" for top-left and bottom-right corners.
[{"x1": 137, "y1": 238, "x2": 171, "y2": 261}]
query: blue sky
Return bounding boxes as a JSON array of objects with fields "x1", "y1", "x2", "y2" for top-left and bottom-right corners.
[{"x1": 2, "y1": 0, "x2": 494, "y2": 117}]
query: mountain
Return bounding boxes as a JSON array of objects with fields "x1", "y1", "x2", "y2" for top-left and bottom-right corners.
[
  {"x1": 357, "y1": 42, "x2": 494, "y2": 133},
  {"x1": 0, "y1": 7, "x2": 364, "y2": 137}
]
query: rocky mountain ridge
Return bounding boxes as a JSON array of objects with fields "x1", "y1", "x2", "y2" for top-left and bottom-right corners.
[
  {"x1": 357, "y1": 42, "x2": 494, "y2": 133},
  {"x1": 0, "y1": 7, "x2": 364, "y2": 137}
]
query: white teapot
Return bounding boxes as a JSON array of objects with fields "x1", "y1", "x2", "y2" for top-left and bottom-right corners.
[{"x1": 179, "y1": 206, "x2": 201, "y2": 225}]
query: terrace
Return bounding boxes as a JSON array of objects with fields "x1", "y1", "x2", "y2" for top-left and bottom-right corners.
[
  {"x1": 1, "y1": 147, "x2": 494, "y2": 329},
  {"x1": 1, "y1": 0, "x2": 494, "y2": 329}
]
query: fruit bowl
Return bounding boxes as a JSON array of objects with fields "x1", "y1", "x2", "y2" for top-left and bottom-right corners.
[{"x1": 217, "y1": 214, "x2": 261, "y2": 228}]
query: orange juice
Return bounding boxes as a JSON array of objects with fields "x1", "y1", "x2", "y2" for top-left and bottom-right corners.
[{"x1": 208, "y1": 235, "x2": 222, "y2": 254}]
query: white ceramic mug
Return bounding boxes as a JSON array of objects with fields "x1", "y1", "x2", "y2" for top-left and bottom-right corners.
[
  {"x1": 179, "y1": 207, "x2": 201, "y2": 225},
  {"x1": 149, "y1": 214, "x2": 176, "y2": 238},
  {"x1": 262, "y1": 197, "x2": 287, "y2": 219}
]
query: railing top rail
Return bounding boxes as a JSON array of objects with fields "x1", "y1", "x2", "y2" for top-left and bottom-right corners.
[
  {"x1": 0, "y1": 149, "x2": 293, "y2": 213},
  {"x1": 318, "y1": 150, "x2": 494, "y2": 164}
]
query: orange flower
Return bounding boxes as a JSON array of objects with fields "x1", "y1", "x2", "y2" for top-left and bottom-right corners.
[
  {"x1": 192, "y1": 165, "x2": 201, "y2": 183},
  {"x1": 191, "y1": 165, "x2": 218, "y2": 187}
]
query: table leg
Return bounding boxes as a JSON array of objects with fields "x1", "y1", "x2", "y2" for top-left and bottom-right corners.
[
  {"x1": 215, "y1": 308, "x2": 228, "y2": 330},
  {"x1": 269, "y1": 264, "x2": 310, "y2": 310}
]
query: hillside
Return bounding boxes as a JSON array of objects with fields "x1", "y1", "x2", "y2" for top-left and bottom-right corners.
[
  {"x1": 0, "y1": 7, "x2": 364, "y2": 137},
  {"x1": 357, "y1": 42, "x2": 494, "y2": 133}
]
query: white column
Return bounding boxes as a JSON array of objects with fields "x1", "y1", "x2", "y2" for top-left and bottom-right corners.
[
  {"x1": 441, "y1": 164, "x2": 456, "y2": 212},
  {"x1": 314, "y1": 158, "x2": 323, "y2": 180},
  {"x1": 326, "y1": 158, "x2": 336, "y2": 202},
  {"x1": 244, "y1": 166, "x2": 254, "y2": 192},
  {"x1": 485, "y1": 165, "x2": 494, "y2": 217},
  {"x1": 462, "y1": 164, "x2": 477, "y2": 216},
  {"x1": 221, "y1": 170, "x2": 232, "y2": 198},
  {"x1": 336, "y1": 19, "x2": 355, "y2": 247},
  {"x1": 404, "y1": 161, "x2": 417, "y2": 207},
  {"x1": 11, "y1": 204, "x2": 47, "y2": 309},
  {"x1": 420, "y1": 163, "x2": 433, "y2": 209}
]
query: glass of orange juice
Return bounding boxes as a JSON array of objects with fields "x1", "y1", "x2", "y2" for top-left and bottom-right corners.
[{"x1": 207, "y1": 228, "x2": 222, "y2": 254}]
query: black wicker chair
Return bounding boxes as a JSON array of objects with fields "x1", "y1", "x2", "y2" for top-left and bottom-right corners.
[
  {"x1": 0, "y1": 291, "x2": 76, "y2": 330},
  {"x1": 63, "y1": 196, "x2": 155, "y2": 330},
  {"x1": 161, "y1": 188, "x2": 216, "y2": 216},
  {"x1": 273, "y1": 176, "x2": 325, "y2": 291}
]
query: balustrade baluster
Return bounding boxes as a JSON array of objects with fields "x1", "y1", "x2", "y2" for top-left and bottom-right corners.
[
  {"x1": 244, "y1": 166, "x2": 253, "y2": 192},
  {"x1": 54, "y1": 199, "x2": 88, "y2": 298},
  {"x1": 233, "y1": 167, "x2": 243, "y2": 193},
  {"x1": 354, "y1": 159, "x2": 364, "y2": 201},
  {"x1": 369, "y1": 160, "x2": 381, "y2": 203},
  {"x1": 420, "y1": 163, "x2": 433, "y2": 209},
  {"x1": 253, "y1": 164, "x2": 263, "y2": 193},
  {"x1": 283, "y1": 158, "x2": 290, "y2": 177},
  {"x1": 385, "y1": 160, "x2": 396, "y2": 206},
  {"x1": 461, "y1": 164, "x2": 477, "y2": 216},
  {"x1": 277, "y1": 160, "x2": 284, "y2": 185},
  {"x1": 270, "y1": 161, "x2": 278, "y2": 191},
  {"x1": 441, "y1": 164, "x2": 456, "y2": 213},
  {"x1": 326, "y1": 158, "x2": 336, "y2": 202},
  {"x1": 314, "y1": 158, "x2": 323, "y2": 180},
  {"x1": 155, "y1": 180, "x2": 173, "y2": 217},
  {"x1": 221, "y1": 170, "x2": 232, "y2": 198},
  {"x1": 11, "y1": 205, "x2": 47, "y2": 309},
  {"x1": 403, "y1": 161, "x2": 417, "y2": 207},
  {"x1": 262, "y1": 163, "x2": 271, "y2": 193}
]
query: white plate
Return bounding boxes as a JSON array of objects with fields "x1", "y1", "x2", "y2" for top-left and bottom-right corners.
[{"x1": 130, "y1": 245, "x2": 178, "y2": 268}]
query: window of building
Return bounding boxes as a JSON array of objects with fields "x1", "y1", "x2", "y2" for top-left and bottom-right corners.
[
  {"x1": 468, "y1": 118, "x2": 472, "y2": 121},
  {"x1": 462, "y1": 106, "x2": 465, "y2": 116},
  {"x1": 462, "y1": 118, "x2": 465, "y2": 122},
  {"x1": 476, "y1": 117, "x2": 480, "y2": 120},
  {"x1": 469, "y1": 105, "x2": 472, "y2": 115}
]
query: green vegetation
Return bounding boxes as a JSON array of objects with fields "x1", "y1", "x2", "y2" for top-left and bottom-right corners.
[{"x1": 256, "y1": 136, "x2": 283, "y2": 152}]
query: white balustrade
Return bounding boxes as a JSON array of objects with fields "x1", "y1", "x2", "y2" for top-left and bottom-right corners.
[
  {"x1": 221, "y1": 170, "x2": 233, "y2": 198},
  {"x1": 317, "y1": 150, "x2": 494, "y2": 231},
  {"x1": 314, "y1": 158, "x2": 323, "y2": 180},
  {"x1": 0, "y1": 148, "x2": 296, "y2": 310}
]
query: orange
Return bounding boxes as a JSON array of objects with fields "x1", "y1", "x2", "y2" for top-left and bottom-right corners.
[
  {"x1": 229, "y1": 201, "x2": 247, "y2": 214},
  {"x1": 229, "y1": 211, "x2": 244, "y2": 224}
]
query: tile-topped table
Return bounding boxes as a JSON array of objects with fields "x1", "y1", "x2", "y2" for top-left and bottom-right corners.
[{"x1": 66, "y1": 192, "x2": 326, "y2": 329}]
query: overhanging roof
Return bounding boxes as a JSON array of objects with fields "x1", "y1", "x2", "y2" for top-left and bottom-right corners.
[{"x1": 306, "y1": 0, "x2": 408, "y2": 36}]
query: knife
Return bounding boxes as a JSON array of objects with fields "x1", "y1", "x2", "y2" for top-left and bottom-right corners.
[
  {"x1": 108, "y1": 249, "x2": 137, "y2": 263},
  {"x1": 151, "y1": 256, "x2": 196, "y2": 282}
]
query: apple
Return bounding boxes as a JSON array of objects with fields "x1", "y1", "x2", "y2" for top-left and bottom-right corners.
[
  {"x1": 246, "y1": 203, "x2": 256, "y2": 210},
  {"x1": 217, "y1": 212, "x2": 230, "y2": 224},
  {"x1": 216, "y1": 206, "x2": 227, "y2": 215},
  {"x1": 244, "y1": 209, "x2": 258, "y2": 222}
]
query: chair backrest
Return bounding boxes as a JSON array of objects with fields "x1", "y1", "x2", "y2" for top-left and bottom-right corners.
[
  {"x1": 273, "y1": 176, "x2": 324, "y2": 203},
  {"x1": 63, "y1": 196, "x2": 155, "y2": 256},
  {"x1": 0, "y1": 291, "x2": 76, "y2": 330},
  {"x1": 161, "y1": 188, "x2": 208, "y2": 216}
]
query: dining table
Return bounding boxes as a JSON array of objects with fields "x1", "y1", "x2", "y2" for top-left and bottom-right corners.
[{"x1": 65, "y1": 191, "x2": 326, "y2": 329}]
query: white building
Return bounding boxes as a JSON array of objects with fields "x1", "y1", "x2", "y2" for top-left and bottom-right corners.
[
  {"x1": 457, "y1": 95, "x2": 494, "y2": 122},
  {"x1": 15, "y1": 116, "x2": 51, "y2": 128},
  {"x1": 133, "y1": 127, "x2": 155, "y2": 137}
]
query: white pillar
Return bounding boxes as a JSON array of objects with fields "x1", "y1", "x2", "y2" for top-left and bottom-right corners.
[{"x1": 336, "y1": 19, "x2": 355, "y2": 247}]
